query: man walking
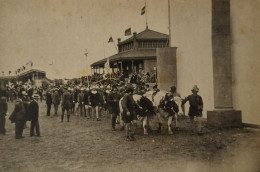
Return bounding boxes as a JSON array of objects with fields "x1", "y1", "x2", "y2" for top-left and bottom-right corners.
[
  {"x1": 182, "y1": 85, "x2": 203, "y2": 135},
  {"x1": 121, "y1": 85, "x2": 137, "y2": 141},
  {"x1": 28, "y1": 94, "x2": 40, "y2": 137},
  {"x1": 89, "y1": 86, "x2": 101, "y2": 121},
  {"x1": 77, "y1": 88, "x2": 84, "y2": 116},
  {"x1": 46, "y1": 90, "x2": 52, "y2": 116},
  {"x1": 9, "y1": 98, "x2": 26, "y2": 139},
  {"x1": 0, "y1": 97, "x2": 7, "y2": 135},
  {"x1": 52, "y1": 88, "x2": 60, "y2": 116},
  {"x1": 107, "y1": 85, "x2": 121, "y2": 131},
  {"x1": 61, "y1": 87, "x2": 71, "y2": 122}
]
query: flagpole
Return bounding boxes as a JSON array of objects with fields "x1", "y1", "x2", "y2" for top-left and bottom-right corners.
[
  {"x1": 145, "y1": 2, "x2": 148, "y2": 29},
  {"x1": 168, "y1": 0, "x2": 171, "y2": 47}
]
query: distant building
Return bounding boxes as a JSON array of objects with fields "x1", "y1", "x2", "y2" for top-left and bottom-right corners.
[
  {"x1": 91, "y1": 28, "x2": 169, "y2": 77},
  {"x1": 0, "y1": 69, "x2": 47, "y2": 89}
]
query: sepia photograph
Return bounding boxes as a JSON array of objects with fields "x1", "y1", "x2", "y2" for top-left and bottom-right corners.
[{"x1": 0, "y1": 0, "x2": 259, "y2": 171}]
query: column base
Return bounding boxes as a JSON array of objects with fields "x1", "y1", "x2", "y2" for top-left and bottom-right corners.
[{"x1": 207, "y1": 110, "x2": 242, "y2": 128}]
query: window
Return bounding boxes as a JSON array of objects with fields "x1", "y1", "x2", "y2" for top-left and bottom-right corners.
[
  {"x1": 153, "y1": 41, "x2": 157, "y2": 48},
  {"x1": 143, "y1": 41, "x2": 148, "y2": 48},
  {"x1": 148, "y1": 41, "x2": 152, "y2": 48},
  {"x1": 138, "y1": 41, "x2": 142, "y2": 48},
  {"x1": 158, "y1": 41, "x2": 162, "y2": 48}
]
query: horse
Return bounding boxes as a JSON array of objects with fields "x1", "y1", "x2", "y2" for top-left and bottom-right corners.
[
  {"x1": 118, "y1": 94, "x2": 156, "y2": 133},
  {"x1": 143, "y1": 90, "x2": 184, "y2": 135}
]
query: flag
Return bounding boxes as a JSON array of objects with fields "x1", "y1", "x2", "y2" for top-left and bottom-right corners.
[
  {"x1": 108, "y1": 36, "x2": 113, "y2": 43},
  {"x1": 84, "y1": 49, "x2": 88, "y2": 57},
  {"x1": 141, "y1": 6, "x2": 146, "y2": 15},
  {"x1": 104, "y1": 57, "x2": 110, "y2": 74},
  {"x1": 125, "y1": 27, "x2": 131, "y2": 36}
]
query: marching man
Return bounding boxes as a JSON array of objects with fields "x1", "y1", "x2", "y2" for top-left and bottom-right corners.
[
  {"x1": 182, "y1": 85, "x2": 203, "y2": 135},
  {"x1": 121, "y1": 85, "x2": 137, "y2": 141},
  {"x1": 107, "y1": 85, "x2": 121, "y2": 131}
]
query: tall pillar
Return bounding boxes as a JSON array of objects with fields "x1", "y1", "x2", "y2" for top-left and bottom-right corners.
[
  {"x1": 156, "y1": 47, "x2": 177, "y2": 91},
  {"x1": 207, "y1": 0, "x2": 241, "y2": 128}
]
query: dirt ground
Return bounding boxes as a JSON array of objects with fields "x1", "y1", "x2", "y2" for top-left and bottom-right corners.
[{"x1": 0, "y1": 102, "x2": 259, "y2": 172}]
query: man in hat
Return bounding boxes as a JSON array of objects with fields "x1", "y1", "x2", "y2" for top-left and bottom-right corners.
[
  {"x1": 46, "y1": 90, "x2": 52, "y2": 116},
  {"x1": 152, "y1": 84, "x2": 160, "y2": 101},
  {"x1": 83, "y1": 88, "x2": 91, "y2": 118},
  {"x1": 77, "y1": 88, "x2": 85, "y2": 116},
  {"x1": 121, "y1": 85, "x2": 137, "y2": 141},
  {"x1": 182, "y1": 85, "x2": 203, "y2": 135},
  {"x1": 0, "y1": 97, "x2": 8, "y2": 135},
  {"x1": 28, "y1": 94, "x2": 40, "y2": 137},
  {"x1": 9, "y1": 97, "x2": 27, "y2": 139},
  {"x1": 170, "y1": 86, "x2": 181, "y2": 98},
  {"x1": 89, "y1": 86, "x2": 101, "y2": 121},
  {"x1": 61, "y1": 87, "x2": 71, "y2": 122},
  {"x1": 107, "y1": 84, "x2": 121, "y2": 130},
  {"x1": 52, "y1": 88, "x2": 60, "y2": 116}
]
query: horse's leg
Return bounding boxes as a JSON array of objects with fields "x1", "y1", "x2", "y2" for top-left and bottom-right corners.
[
  {"x1": 168, "y1": 116, "x2": 173, "y2": 135},
  {"x1": 119, "y1": 112, "x2": 124, "y2": 131},
  {"x1": 156, "y1": 113, "x2": 163, "y2": 134},
  {"x1": 143, "y1": 116, "x2": 148, "y2": 135},
  {"x1": 175, "y1": 113, "x2": 179, "y2": 131}
]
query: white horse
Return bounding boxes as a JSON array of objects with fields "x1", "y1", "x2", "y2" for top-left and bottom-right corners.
[{"x1": 143, "y1": 90, "x2": 184, "y2": 135}]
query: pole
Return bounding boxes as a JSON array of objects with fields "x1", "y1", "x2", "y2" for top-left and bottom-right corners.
[
  {"x1": 145, "y1": 2, "x2": 148, "y2": 29},
  {"x1": 168, "y1": 0, "x2": 171, "y2": 47}
]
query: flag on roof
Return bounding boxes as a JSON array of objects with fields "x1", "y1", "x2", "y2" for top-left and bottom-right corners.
[
  {"x1": 108, "y1": 36, "x2": 113, "y2": 43},
  {"x1": 141, "y1": 6, "x2": 145, "y2": 15},
  {"x1": 125, "y1": 27, "x2": 131, "y2": 36}
]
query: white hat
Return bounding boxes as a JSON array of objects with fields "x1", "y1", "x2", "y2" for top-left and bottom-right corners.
[
  {"x1": 191, "y1": 85, "x2": 199, "y2": 92},
  {"x1": 32, "y1": 94, "x2": 40, "y2": 99},
  {"x1": 22, "y1": 91, "x2": 28, "y2": 96}
]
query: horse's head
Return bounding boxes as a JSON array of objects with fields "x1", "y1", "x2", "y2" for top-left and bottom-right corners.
[
  {"x1": 133, "y1": 94, "x2": 156, "y2": 117},
  {"x1": 139, "y1": 96, "x2": 156, "y2": 116}
]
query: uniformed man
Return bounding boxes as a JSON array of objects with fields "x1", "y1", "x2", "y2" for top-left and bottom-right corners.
[
  {"x1": 182, "y1": 85, "x2": 203, "y2": 135},
  {"x1": 28, "y1": 94, "x2": 40, "y2": 137},
  {"x1": 77, "y1": 88, "x2": 85, "y2": 116},
  {"x1": 9, "y1": 97, "x2": 26, "y2": 139},
  {"x1": 61, "y1": 87, "x2": 71, "y2": 122},
  {"x1": 46, "y1": 90, "x2": 52, "y2": 116},
  {"x1": 52, "y1": 88, "x2": 60, "y2": 116},
  {"x1": 107, "y1": 85, "x2": 121, "y2": 131},
  {"x1": 89, "y1": 86, "x2": 101, "y2": 121},
  {"x1": 121, "y1": 85, "x2": 137, "y2": 141},
  {"x1": 0, "y1": 97, "x2": 7, "y2": 135},
  {"x1": 83, "y1": 87, "x2": 90, "y2": 118}
]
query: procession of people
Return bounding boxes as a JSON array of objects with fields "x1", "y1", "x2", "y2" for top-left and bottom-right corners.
[{"x1": 0, "y1": 72, "x2": 203, "y2": 141}]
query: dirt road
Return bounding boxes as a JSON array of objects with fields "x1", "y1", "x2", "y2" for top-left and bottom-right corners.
[{"x1": 0, "y1": 102, "x2": 259, "y2": 172}]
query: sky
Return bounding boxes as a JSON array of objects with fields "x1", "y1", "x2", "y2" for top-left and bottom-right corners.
[{"x1": 0, "y1": 0, "x2": 170, "y2": 79}]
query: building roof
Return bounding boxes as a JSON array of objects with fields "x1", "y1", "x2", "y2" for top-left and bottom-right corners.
[
  {"x1": 91, "y1": 49, "x2": 156, "y2": 66},
  {"x1": 17, "y1": 69, "x2": 46, "y2": 77},
  {"x1": 118, "y1": 28, "x2": 169, "y2": 45}
]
